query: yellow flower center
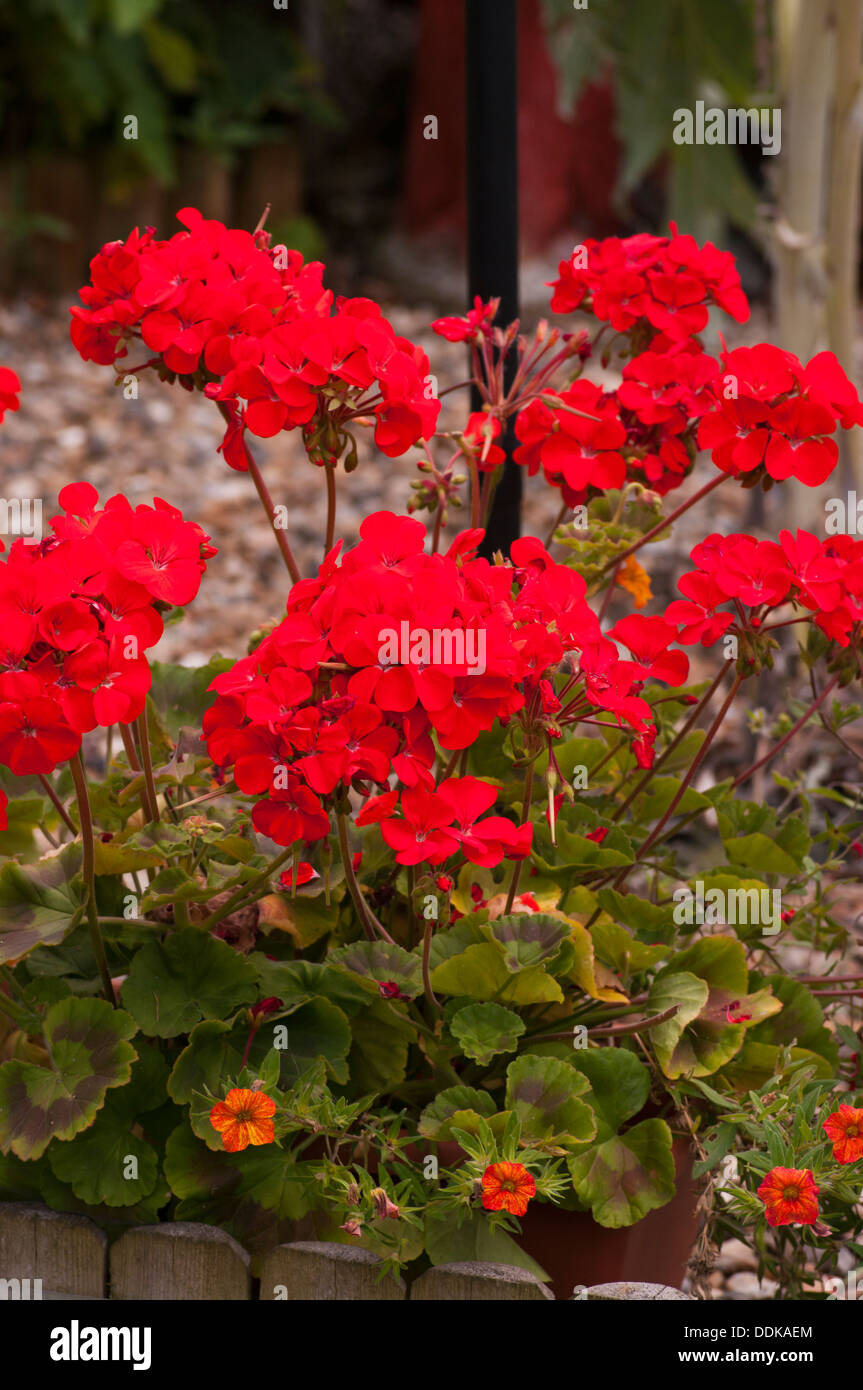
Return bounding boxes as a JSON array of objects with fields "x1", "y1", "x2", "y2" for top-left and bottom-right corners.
[
  {"x1": 783, "y1": 1186, "x2": 799, "y2": 1201},
  {"x1": 847, "y1": 1125, "x2": 859, "y2": 1138}
]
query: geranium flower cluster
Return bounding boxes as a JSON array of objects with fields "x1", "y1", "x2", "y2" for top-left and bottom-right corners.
[
  {"x1": 668, "y1": 528, "x2": 863, "y2": 649},
  {"x1": 202, "y1": 512, "x2": 684, "y2": 862},
  {"x1": 0, "y1": 482, "x2": 215, "y2": 779},
  {"x1": 697, "y1": 343, "x2": 863, "y2": 489},
  {"x1": 70, "y1": 207, "x2": 440, "y2": 471},
  {"x1": 521, "y1": 227, "x2": 863, "y2": 506}
]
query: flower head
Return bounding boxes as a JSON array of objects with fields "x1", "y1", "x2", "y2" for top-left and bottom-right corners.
[
  {"x1": 757, "y1": 1166, "x2": 819, "y2": 1227},
  {"x1": 822, "y1": 1103, "x2": 863, "y2": 1164},
  {"x1": 481, "y1": 1161, "x2": 536, "y2": 1217},
  {"x1": 209, "y1": 1087, "x2": 276, "y2": 1152}
]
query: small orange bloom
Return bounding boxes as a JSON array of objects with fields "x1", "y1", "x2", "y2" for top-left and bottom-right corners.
[
  {"x1": 823, "y1": 1103, "x2": 863, "y2": 1164},
  {"x1": 209, "y1": 1087, "x2": 276, "y2": 1153},
  {"x1": 615, "y1": 555, "x2": 652, "y2": 609},
  {"x1": 757, "y1": 1166, "x2": 819, "y2": 1227},
  {"x1": 481, "y1": 1161, "x2": 536, "y2": 1217}
]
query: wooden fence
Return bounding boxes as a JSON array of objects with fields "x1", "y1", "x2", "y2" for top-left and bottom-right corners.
[{"x1": 0, "y1": 1202, "x2": 692, "y2": 1301}]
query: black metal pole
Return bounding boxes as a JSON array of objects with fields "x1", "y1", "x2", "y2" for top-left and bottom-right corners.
[{"x1": 466, "y1": 0, "x2": 520, "y2": 557}]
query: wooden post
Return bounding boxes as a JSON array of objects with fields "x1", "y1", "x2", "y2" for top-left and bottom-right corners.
[
  {"x1": 260, "y1": 1241, "x2": 406, "y2": 1300},
  {"x1": 0, "y1": 1201, "x2": 106, "y2": 1299},
  {"x1": 110, "y1": 1223, "x2": 251, "y2": 1300},
  {"x1": 410, "y1": 1260, "x2": 553, "y2": 1300}
]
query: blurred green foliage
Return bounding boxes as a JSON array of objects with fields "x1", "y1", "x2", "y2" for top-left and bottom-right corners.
[
  {"x1": 541, "y1": 0, "x2": 761, "y2": 239},
  {"x1": 0, "y1": 0, "x2": 337, "y2": 190}
]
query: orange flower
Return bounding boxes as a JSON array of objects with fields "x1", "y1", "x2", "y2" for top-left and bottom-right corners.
[
  {"x1": 615, "y1": 555, "x2": 652, "y2": 609},
  {"x1": 481, "y1": 1161, "x2": 536, "y2": 1217},
  {"x1": 757, "y1": 1166, "x2": 819, "y2": 1227},
  {"x1": 209, "y1": 1087, "x2": 276, "y2": 1153},
  {"x1": 823, "y1": 1103, "x2": 863, "y2": 1164}
]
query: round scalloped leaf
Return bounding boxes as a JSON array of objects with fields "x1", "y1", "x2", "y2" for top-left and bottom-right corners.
[
  {"x1": 485, "y1": 913, "x2": 571, "y2": 971},
  {"x1": 419, "y1": 1085, "x2": 497, "y2": 1140},
  {"x1": 505, "y1": 1054, "x2": 596, "y2": 1146},
  {"x1": 567, "y1": 1117, "x2": 675, "y2": 1228},
  {"x1": 0, "y1": 997, "x2": 137, "y2": 1160},
  {"x1": 449, "y1": 1002, "x2": 525, "y2": 1065},
  {"x1": 569, "y1": 1047, "x2": 651, "y2": 1139},
  {"x1": 430, "y1": 943, "x2": 564, "y2": 1004},
  {"x1": 121, "y1": 929, "x2": 258, "y2": 1037},
  {"x1": 47, "y1": 1117, "x2": 159, "y2": 1207},
  {"x1": 329, "y1": 939, "x2": 422, "y2": 998}
]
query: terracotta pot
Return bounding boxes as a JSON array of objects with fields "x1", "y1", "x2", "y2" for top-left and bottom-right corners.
[{"x1": 515, "y1": 1136, "x2": 701, "y2": 1300}]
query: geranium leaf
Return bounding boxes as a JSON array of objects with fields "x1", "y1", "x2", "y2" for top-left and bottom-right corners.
[
  {"x1": 0, "y1": 843, "x2": 85, "y2": 964},
  {"x1": 449, "y1": 1002, "x2": 525, "y2": 1064},
  {"x1": 567, "y1": 1118, "x2": 675, "y2": 1228},
  {"x1": 121, "y1": 929, "x2": 258, "y2": 1037},
  {"x1": 329, "y1": 939, "x2": 423, "y2": 998},
  {"x1": 484, "y1": 913, "x2": 571, "y2": 971},
  {"x1": 505, "y1": 1054, "x2": 596, "y2": 1147},
  {"x1": 419, "y1": 1085, "x2": 497, "y2": 1140},
  {"x1": 0, "y1": 997, "x2": 137, "y2": 1160},
  {"x1": 431, "y1": 943, "x2": 564, "y2": 1004}
]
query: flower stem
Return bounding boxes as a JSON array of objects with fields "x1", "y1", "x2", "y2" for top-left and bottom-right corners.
[
  {"x1": 601, "y1": 472, "x2": 729, "y2": 574},
  {"x1": 215, "y1": 400, "x2": 301, "y2": 583},
  {"x1": 69, "y1": 753, "x2": 114, "y2": 1004},
  {"x1": 504, "y1": 758, "x2": 535, "y2": 913},
  {"x1": 611, "y1": 664, "x2": 731, "y2": 823},
  {"x1": 324, "y1": 462, "x2": 337, "y2": 555},
  {"x1": 120, "y1": 722, "x2": 141, "y2": 772},
  {"x1": 731, "y1": 674, "x2": 840, "y2": 789},
  {"x1": 135, "y1": 712, "x2": 160, "y2": 825},
  {"x1": 630, "y1": 672, "x2": 744, "y2": 868},
  {"x1": 199, "y1": 845, "x2": 296, "y2": 931},
  {"x1": 335, "y1": 812, "x2": 395, "y2": 943},
  {"x1": 37, "y1": 773, "x2": 77, "y2": 834},
  {"x1": 422, "y1": 911, "x2": 441, "y2": 1014}
]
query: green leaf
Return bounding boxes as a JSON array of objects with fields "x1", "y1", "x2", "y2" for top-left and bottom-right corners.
[
  {"x1": 418, "y1": 1086, "x2": 497, "y2": 1140},
  {"x1": 567, "y1": 1118, "x2": 675, "y2": 1228},
  {"x1": 329, "y1": 940, "x2": 422, "y2": 999},
  {"x1": 0, "y1": 843, "x2": 84, "y2": 964},
  {"x1": 0, "y1": 998, "x2": 137, "y2": 1160},
  {"x1": 647, "y1": 971, "x2": 711, "y2": 1079},
  {"x1": 722, "y1": 832, "x2": 800, "y2": 875},
  {"x1": 449, "y1": 1003, "x2": 525, "y2": 1065},
  {"x1": 47, "y1": 1116, "x2": 159, "y2": 1206},
  {"x1": 252, "y1": 955, "x2": 371, "y2": 1016},
  {"x1": 431, "y1": 943, "x2": 563, "y2": 1005},
  {"x1": 569, "y1": 1048, "x2": 651, "y2": 1138},
  {"x1": 347, "y1": 999, "x2": 414, "y2": 1093},
  {"x1": 748, "y1": 976, "x2": 838, "y2": 1066},
  {"x1": 484, "y1": 913, "x2": 571, "y2": 971},
  {"x1": 230, "y1": 1147, "x2": 307, "y2": 1219},
  {"x1": 505, "y1": 1054, "x2": 596, "y2": 1146},
  {"x1": 122, "y1": 930, "x2": 258, "y2": 1038},
  {"x1": 425, "y1": 1208, "x2": 549, "y2": 1280},
  {"x1": 277, "y1": 998, "x2": 352, "y2": 1086}
]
